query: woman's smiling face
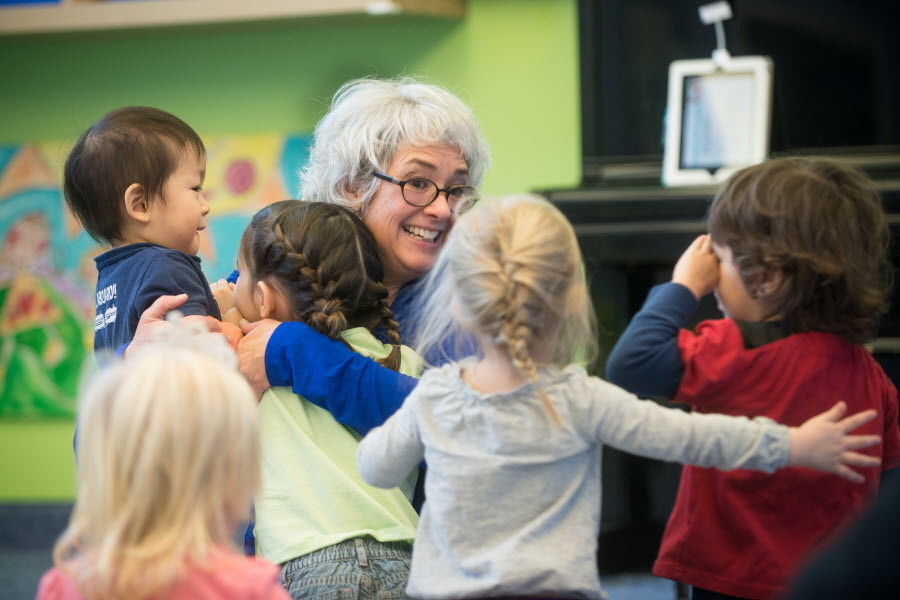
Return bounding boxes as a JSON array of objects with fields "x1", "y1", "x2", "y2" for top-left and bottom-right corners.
[{"x1": 360, "y1": 143, "x2": 470, "y2": 295}]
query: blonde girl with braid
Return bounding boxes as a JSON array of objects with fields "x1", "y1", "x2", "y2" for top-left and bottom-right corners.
[
  {"x1": 356, "y1": 194, "x2": 883, "y2": 600},
  {"x1": 218, "y1": 200, "x2": 422, "y2": 600}
]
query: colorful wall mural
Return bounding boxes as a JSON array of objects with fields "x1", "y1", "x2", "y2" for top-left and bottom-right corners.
[{"x1": 0, "y1": 133, "x2": 311, "y2": 418}]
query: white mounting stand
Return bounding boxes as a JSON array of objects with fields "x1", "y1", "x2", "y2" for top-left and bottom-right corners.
[{"x1": 661, "y1": 1, "x2": 773, "y2": 187}]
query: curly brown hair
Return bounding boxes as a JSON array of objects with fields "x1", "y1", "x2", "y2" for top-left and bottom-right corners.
[
  {"x1": 239, "y1": 200, "x2": 402, "y2": 370},
  {"x1": 708, "y1": 157, "x2": 893, "y2": 344}
]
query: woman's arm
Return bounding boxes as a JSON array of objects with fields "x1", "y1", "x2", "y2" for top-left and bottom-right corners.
[{"x1": 237, "y1": 320, "x2": 417, "y2": 435}]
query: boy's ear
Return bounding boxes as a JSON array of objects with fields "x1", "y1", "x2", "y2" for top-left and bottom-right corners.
[
  {"x1": 756, "y1": 269, "x2": 784, "y2": 298},
  {"x1": 123, "y1": 183, "x2": 151, "y2": 223},
  {"x1": 255, "y1": 280, "x2": 287, "y2": 320}
]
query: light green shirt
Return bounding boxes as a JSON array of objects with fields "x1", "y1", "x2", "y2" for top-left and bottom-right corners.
[{"x1": 254, "y1": 327, "x2": 423, "y2": 564}]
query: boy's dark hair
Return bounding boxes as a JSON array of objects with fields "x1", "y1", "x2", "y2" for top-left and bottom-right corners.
[
  {"x1": 240, "y1": 200, "x2": 403, "y2": 370},
  {"x1": 708, "y1": 157, "x2": 893, "y2": 344},
  {"x1": 63, "y1": 106, "x2": 206, "y2": 246}
]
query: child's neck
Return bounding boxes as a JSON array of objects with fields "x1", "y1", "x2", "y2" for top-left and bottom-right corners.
[
  {"x1": 461, "y1": 347, "x2": 528, "y2": 395},
  {"x1": 114, "y1": 227, "x2": 164, "y2": 250}
]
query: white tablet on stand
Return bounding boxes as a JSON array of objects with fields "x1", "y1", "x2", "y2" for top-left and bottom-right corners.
[{"x1": 662, "y1": 52, "x2": 773, "y2": 187}]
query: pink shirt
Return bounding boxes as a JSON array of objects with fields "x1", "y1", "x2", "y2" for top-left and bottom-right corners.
[{"x1": 36, "y1": 547, "x2": 290, "y2": 600}]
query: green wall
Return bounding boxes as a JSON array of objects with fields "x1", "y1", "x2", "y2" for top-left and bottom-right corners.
[{"x1": 0, "y1": 0, "x2": 581, "y2": 500}]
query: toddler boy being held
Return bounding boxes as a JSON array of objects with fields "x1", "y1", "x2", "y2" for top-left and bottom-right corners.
[{"x1": 64, "y1": 106, "x2": 226, "y2": 356}]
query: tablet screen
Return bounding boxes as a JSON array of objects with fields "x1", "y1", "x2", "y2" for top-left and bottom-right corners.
[
  {"x1": 662, "y1": 55, "x2": 772, "y2": 187},
  {"x1": 680, "y1": 72, "x2": 756, "y2": 171}
]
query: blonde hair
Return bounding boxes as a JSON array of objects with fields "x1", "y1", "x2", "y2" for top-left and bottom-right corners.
[
  {"x1": 52, "y1": 322, "x2": 259, "y2": 600},
  {"x1": 412, "y1": 195, "x2": 597, "y2": 418}
]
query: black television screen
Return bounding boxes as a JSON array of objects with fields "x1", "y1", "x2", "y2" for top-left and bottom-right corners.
[{"x1": 579, "y1": 0, "x2": 900, "y2": 185}]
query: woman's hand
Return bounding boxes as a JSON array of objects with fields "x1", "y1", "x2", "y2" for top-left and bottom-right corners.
[
  {"x1": 672, "y1": 234, "x2": 719, "y2": 300},
  {"x1": 125, "y1": 294, "x2": 222, "y2": 358},
  {"x1": 788, "y1": 402, "x2": 882, "y2": 483},
  {"x1": 236, "y1": 318, "x2": 281, "y2": 400}
]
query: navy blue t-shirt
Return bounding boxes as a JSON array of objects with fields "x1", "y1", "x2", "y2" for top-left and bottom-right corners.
[{"x1": 93, "y1": 243, "x2": 220, "y2": 356}]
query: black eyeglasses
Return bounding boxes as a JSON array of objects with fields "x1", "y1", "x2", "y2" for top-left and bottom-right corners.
[{"x1": 373, "y1": 172, "x2": 480, "y2": 214}]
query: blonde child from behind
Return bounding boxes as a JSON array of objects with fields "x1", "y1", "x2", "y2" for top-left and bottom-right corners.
[
  {"x1": 356, "y1": 194, "x2": 882, "y2": 600},
  {"x1": 36, "y1": 322, "x2": 289, "y2": 600}
]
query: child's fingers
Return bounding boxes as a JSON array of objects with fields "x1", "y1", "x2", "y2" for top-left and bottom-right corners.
[
  {"x1": 837, "y1": 408, "x2": 877, "y2": 431},
  {"x1": 834, "y1": 465, "x2": 865, "y2": 484},
  {"x1": 697, "y1": 234, "x2": 712, "y2": 253},
  {"x1": 842, "y1": 434, "x2": 882, "y2": 451},
  {"x1": 840, "y1": 450, "x2": 881, "y2": 468},
  {"x1": 820, "y1": 401, "x2": 847, "y2": 422}
]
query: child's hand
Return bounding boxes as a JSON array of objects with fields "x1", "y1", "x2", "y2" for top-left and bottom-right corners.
[
  {"x1": 222, "y1": 306, "x2": 245, "y2": 327},
  {"x1": 788, "y1": 402, "x2": 881, "y2": 483},
  {"x1": 672, "y1": 234, "x2": 719, "y2": 300},
  {"x1": 210, "y1": 278, "x2": 236, "y2": 316}
]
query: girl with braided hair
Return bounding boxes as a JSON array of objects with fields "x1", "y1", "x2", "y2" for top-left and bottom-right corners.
[
  {"x1": 218, "y1": 200, "x2": 422, "y2": 599},
  {"x1": 356, "y1": 194, "x2": 883, "y2": 600}
]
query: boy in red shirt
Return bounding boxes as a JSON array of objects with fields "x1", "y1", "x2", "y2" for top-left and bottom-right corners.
[{"x1": 606, "y1": 157, "x2": 900, "y2": 599}]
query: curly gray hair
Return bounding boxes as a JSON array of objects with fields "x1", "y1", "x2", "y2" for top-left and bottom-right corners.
[{"x1": 299, "y1": 76, "x2": 491, "y2": 210}]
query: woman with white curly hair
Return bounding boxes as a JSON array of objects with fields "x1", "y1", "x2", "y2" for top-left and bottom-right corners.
[{"x1": 236, "y1": 76, "x2": 491, "y2": 432}]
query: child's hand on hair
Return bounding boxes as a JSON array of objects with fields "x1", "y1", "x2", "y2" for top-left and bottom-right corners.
[
  {"x1": 672, "y1": 234, "x2": 719, "y2": 300},
  {"x1": 788, "y1": 402, "x2": 881, "y2": 483}
]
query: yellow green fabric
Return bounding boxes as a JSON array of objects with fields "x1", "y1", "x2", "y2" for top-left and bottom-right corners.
[{"x1": 254, "y1": 327, "x2": 423, "y2": 564}]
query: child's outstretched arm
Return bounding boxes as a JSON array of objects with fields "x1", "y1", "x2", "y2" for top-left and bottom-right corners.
[
  {"x1": 586, "y1": 376, "x2": 879, "y2": 481},
  {"x1": 356, "y1": 397, "x2": 424, "y2": 489},
  {"x1": 605, "y1": 234, "x2": 718, "y2": 398},
  {"x1": 789, "y1": 401, "x2": 881, "y2": 483}
]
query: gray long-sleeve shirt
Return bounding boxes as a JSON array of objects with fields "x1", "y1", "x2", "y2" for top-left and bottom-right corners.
[{"x1": 356, "y1": 359, "x2": 789, "y2": 599}]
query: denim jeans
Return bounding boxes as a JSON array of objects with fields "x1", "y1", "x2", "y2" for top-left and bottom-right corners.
[{"x1": 280, "y1": 537, "x2": 412, "y2": 600}]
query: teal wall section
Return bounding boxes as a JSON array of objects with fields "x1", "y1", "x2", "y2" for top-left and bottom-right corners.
[{"x1": 0, "y1": 0, "x2": 581, "y2": 500}]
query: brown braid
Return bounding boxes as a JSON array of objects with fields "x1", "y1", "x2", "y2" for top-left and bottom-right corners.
[
  {"x1": 239, "y1": 200, "x2": 403, "y2": 371},
  {"x1": 376, "y1": 296, "x2": 402, "y2": 371}
]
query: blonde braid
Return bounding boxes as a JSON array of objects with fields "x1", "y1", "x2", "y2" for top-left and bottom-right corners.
[{"x1": 496, "y1": 265, "x2": 561, "y2": 426}]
